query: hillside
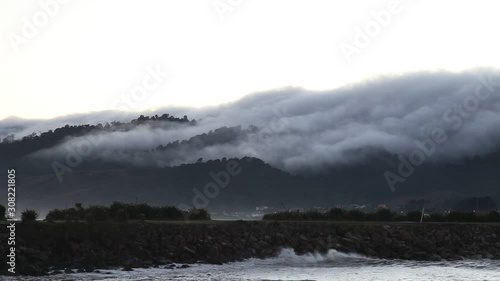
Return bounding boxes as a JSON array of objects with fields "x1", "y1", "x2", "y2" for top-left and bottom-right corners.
[{"x1": 1, "y1": 114, "x2": 500, "y2": 213}]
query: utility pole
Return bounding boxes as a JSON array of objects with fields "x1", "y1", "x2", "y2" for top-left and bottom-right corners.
[{"x1": 420, "y1": 206, "x2": 425, "y2": 223}]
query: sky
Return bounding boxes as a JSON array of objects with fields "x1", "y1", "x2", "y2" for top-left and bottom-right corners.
[{"x1": 1, "y1": 0, "x2": 500, "y2": 120}]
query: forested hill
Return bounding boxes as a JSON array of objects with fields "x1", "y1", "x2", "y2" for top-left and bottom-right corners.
[
  {"x1": 0, "y1": 114, "x2": 195, "y2": 163},
  {"x1": 1, "y1": 112, "x2": 500, "y2": 212}
]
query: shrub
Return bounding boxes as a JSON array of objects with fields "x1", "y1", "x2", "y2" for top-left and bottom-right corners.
[
  {"x1": 326, "y1": 208, "x2": 344, "y2": 220},
  {"x1": 305, "y1": 210, "x2": 325, "y2": 220},
  {"x1": 136, "y1": 203, "x2": 154, "y2": 219},
  {"x1": 405, "y1": 211, "x2": 423, "y2": 222},
  {"x1": 262, "y1": 208, "x2": 500, "y2": 223},
  {"x1": 447, "y1": 211, "x2": 476, "y2": 222},
  {"x1": 347, "y1": 209, "x2": 365, "y2": 221},
  {"x1": 86, "y1": 205, "x2": 108, "y2": 221},
  {"x1": 21, "y1": 209, "x2": 39, "y2": 222},
  {"x1": 64, "y1": 214, "x2": 74, "y2": 223},
  {"x1": 364, "y1": 212, "x2": 377, "y2": 221},
  {"x1": 376, "y1": 208, "x2": 392, "y2": 221},
  {"x1": 429, "y1": 213, "x2": 445, "y2": 222},
  {"x1": 43, "y1": 202, "x2": 209, "y2": 222},
  {"x1": 116, "y1": 209, "x2": 128, "y2": 222},
  {"x1": 487, "y1": 211, "x2": 500, "y2": 222},
  {"x1": 160, "y1": 206, "x2": 184, "y2": 220},
  {"x1": 84, "y1": 213, "x2": 95, "y2": 223},
  {"x1": 188, "y1": 208, "x2": 211, "y2": 220},
  {"x1": 110, "y1": 201, "x2": 127, "y2": 218},
  {"x1": 46, "y1": 209, "x2": 64, "y2": 221},
  {"x1": 138, "y1": 213, "x2": 146, "y2": 221}
]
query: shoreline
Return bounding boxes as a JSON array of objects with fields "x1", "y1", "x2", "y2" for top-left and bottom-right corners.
[{"x1": 1, "y1": 221, "x2": 499, "y2": 276}]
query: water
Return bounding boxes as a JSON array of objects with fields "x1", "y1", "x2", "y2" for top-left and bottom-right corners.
[{"x1": 6, "y1": 249, "x2": 500, "y2": 281}]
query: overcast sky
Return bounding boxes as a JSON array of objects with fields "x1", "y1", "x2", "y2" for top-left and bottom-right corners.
[{"x1": 1, "y1": 0, "x2": 499, "y2": 120}]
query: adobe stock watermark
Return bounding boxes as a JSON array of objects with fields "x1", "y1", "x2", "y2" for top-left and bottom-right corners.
[
  {"x1": 51, "y1": 133, "x2": 104, "y2": 182},
  {"x1": 339, "y1": 0, "x2": 409, "y2": 63},
  {"x1": 213, "y1": 0, "x2": 243, "y2": 21},
  {"x1": 8, "y1": 0, "x2": 70, "y2": 54},
  {"x1": 384, "y1": 74, "x2": 500, "y2": 192},
  {"x1": 111, "y1": 64, "x2": 170, "y2": 111},
  {"x1": 177, "y1": 106, "x2": 289, "y2": 222}
]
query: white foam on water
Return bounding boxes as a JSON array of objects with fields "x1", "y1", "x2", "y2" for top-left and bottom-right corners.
[
  {"x1": 3, "y1": 250, "x2": 500, "y2": 281},
  {"x1": 266, "y1": 248, "x2": 370, "y2": 265}
]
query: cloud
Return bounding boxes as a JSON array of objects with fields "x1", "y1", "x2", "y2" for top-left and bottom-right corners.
[{"x1": 6, "y1": 69, "x2": 500, "y2": 174}]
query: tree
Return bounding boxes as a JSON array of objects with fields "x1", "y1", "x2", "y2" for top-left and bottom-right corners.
[
  {"x1": 46, "y1": 209, "x2": 64, "y2": 221},
  {"x1": 447, "y1": 211, "x2": 476, "y2": 222},
  {"x1": 429, "y1": 213, "x2": 445, "y2": 222},
  {"x1": 188, "y1": 208, "x2": 210, "y2": 220},
  {"x1": 84, "y1": 213, "x2": 95, "y2": 223},
  {"x1": 22, "y1": 132, "x2": 37, "y2": 141},
  {"x1": 326, "y1": 208, "x2": 343, "y2": 220},
  {"x1": 75, "y1": 203, "x2": 84, "y2": 219},
  {"x1": 376, "y1": 208, "x2": 392, "y2": 221},
  {"x1": 21, "y1": 209, "x2": 39, "y2": 222},
  {"x1": 1, "y1": 134, "x2": 15, "y2": 143},
  {"x1": 116, "y1": 209, "x2": 128, "y2": 222},
  {"x1": 405, "y1": 211, "x2": 422, "y2": 222},
  {"x1": 160, "y1": 206, "x2": 184, "y2": 220},
  {"x1": 86, "y1": 205, "x2": 108, "y2": 221},
  {"x1": 347, "y1": 209, "x2": 365, "y2": 221},
  {"x1": 138, "y1": 213, "x2": 146, "y2": 222},
  {"x1": 487, "y1": 211, "x2": 500, "y2": 222}
]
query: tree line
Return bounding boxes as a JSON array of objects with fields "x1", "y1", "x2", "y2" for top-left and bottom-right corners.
[
  {"x1": 0, "y1": 113, "x2": 196, "y2": 160},
  {"x1": 0, "y1": 202, "x2": 210, "y2": 222},
  {"x1": 263, "y1": 208, "x2": 500, "y2": 223}
]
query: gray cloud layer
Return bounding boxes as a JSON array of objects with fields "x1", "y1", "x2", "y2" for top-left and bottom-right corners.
[{"x1": 4, "y1": 69, "x2": 500, "y2": 173}]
